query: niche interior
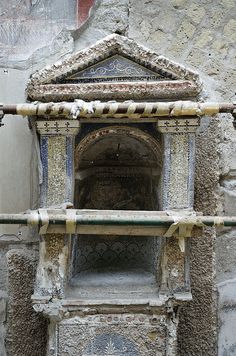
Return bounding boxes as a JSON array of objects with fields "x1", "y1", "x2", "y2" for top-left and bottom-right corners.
[{"x1": 67, "y1": 125, "x2": 163, "y2": 301}]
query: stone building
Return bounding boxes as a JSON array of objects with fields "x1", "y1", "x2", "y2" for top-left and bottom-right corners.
[{"x1": 0, "y1": 1, "x2": 235, "y2": 355}]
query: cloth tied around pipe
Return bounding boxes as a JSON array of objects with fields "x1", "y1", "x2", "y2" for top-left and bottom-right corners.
[
  {"x1": 163, "y1": 213, "x2": 225, "y2": 252},
  {"x1": 26, "y1": 209, "x2": 49, "y2": 234},
  {"x1": 27, "y1": 202, "x2": 74, "y2": 235},
  {"x1": 26, "y1": 208, "x2": 225, "y2": 237},
  {"x1": 164, "y1": 212, "x2": 206, "y2": 252}
]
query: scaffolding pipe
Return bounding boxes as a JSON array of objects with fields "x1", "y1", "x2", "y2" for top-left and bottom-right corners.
[
  {"x1": 0, "y1": 211, "x2": 235, "y2": 227},
  {"x1": 0, "y1": 101, "x2": 236, "y2": 120}
]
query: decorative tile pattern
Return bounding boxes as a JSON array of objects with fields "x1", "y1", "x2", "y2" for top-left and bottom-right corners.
[
  {"x1": 167, "y1": 134, "x2": 190, "y2": 209},
  {"x1": 40, "y1": 136, "x2": 48, "y2": 207},
  {"x1": 36, "y1": 119, "x2": 80, "y2": 135},
  {"x1": 83, "y1": 333, "x2": 139, "y2": 355},
  {"x1": 47, "y1": 136, "x2": 67, "y2": 206},
  {"x1": 58, "y1": 314, "x2": 170, "y2": 356},
  {"x1": 64, "y1": 54, "x2": 172, "y2": 83}
]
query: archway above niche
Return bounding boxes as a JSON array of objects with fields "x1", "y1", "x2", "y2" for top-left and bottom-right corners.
[
  {"x1": 26, "y1": 34, "x2": 202, "y2": 102},
  {"x1": 74, "y1": 125, "x2": 162, "y2": 210},
  {"x1": 75, "y1": 125, "x2": 162, "y2": 171}
]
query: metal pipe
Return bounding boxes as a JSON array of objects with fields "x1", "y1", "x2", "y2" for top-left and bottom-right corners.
[
  {"x1": 0, "y1": 211, "x2": 235, "y2": 227},
  {"x1": 0, "y1": 101, "x2": 236, "y2": 119}
]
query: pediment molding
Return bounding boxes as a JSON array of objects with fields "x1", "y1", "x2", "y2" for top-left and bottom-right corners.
[{"x1": 27, "y1": 34, "x2": 201, "y2": 101}]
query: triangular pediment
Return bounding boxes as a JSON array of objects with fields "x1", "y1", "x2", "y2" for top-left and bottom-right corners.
[{"x1": 27, "y1": 34, "x2": 201, "y2": 101}]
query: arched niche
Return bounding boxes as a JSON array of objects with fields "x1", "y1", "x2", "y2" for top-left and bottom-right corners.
[{"x1": 67, "y1": 126, "x2": 163, "y2": 300}]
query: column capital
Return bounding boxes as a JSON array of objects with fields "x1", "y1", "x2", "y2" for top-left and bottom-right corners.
[
  {"x1": 35, "y1": 118, "x2": 80, "y2": 136},
  {"x1": 156, "y1": 116, "x2": 200, "y2": 134}
]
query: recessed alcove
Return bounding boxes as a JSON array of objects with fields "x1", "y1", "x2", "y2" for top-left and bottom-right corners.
[{"x1": 67, "y1": 125, "x2": 163, "y2": 301}]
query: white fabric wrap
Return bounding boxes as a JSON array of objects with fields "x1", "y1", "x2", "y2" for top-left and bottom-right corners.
[
  {"x1": 66, "y1": 209, "x2": 77, "y2": 234},
  {"x1": 38, "y1": 209, "x2": 49, "y2": 235},
  {"x1": 27, "y1": 210, "x2": 39, "y2": 226},
  {"x1": 164, "y1": 211, "x2": 206, "y2": 252}
]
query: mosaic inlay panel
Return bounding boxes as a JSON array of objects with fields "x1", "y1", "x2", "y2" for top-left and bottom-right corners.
[
  {"x1": 47, "y1": 136, "x2": 67, "y2": 206},
  {"x1": 74, "y1": 175, "x2": 159, "y2": 273},
  {"x1": 83, "y1": 333, "x2": 139, "y2": 356},
  {"x1": 63, "y1": 55, "x2": 175, "y2": 83},
  {"x1": 58, "y1": 314, "x2": 167, "y2": 356}
]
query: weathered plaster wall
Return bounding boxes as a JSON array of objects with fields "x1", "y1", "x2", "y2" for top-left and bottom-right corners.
[
  {"x1": 0, "y1": 2, "x2": 81, "y2": 355},
  {"x1": 127, "y1": 2, "x2": 236, "y2": 354},
  {"x1": 0, "y1": 0, "x2": 235, "y2": 355}
]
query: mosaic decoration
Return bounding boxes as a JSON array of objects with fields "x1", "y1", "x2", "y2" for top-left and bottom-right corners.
[
  {"x1": 83, "y1": 333, "x2": 139, "y2": 356},
  {"x1": 64, "y1": 55, "x2": 170, "y2": 83},
  {"x1": 36, "y1": 119, "x2": 80, "y2": 135},
  {"x1": 157, "y1": 117, "x2": 200, "y2": 133},
  {"x1": 58, "y1": 314, "x2": 168, "y2": 355},
  {"x1": 74, "y1": 176, "x2": 159, "y2": 273}
]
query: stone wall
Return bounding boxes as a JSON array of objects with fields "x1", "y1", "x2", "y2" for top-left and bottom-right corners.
[{"x1": 0, "y1": 0, "x2": 235, "y2": 355}]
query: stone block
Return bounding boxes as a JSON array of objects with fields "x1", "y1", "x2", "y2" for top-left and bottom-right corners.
[
  {"x1": 223, "y1": 189, "x2": 236, "y2": 215},
  {"x1": 216, "y1": 230, "x2": 236, "y2": 283},
  {"x1": 0, "y1": 298, "x2": 6, "y2": 323},
  {"x1": 221, "y1": 0, "x2": 235, "y2": 8},
  {"x1": 223, "y1": 19, "x2": 236, "y2": 42},
  {"x1": 0, "y1": 292, "x2": 7, "y2": 356},
  {"x1": 171, "y1": 0, "x2": 187, "y2": 9},
  {"x1": 195, "y1": 30, "x2": 213, "y2": 48},
  {"x1": 176, "y1": 20, "x2": 196, "y2": 43},
  {"x1": 218, "y1": 278, "x2": 236, "y2": 355},
  {"x1": 211, "y1": 39, "x2": 229, "y2": 58},
  {"x1": 186, "y1": 3, "x2": 206, "y2": 24}
]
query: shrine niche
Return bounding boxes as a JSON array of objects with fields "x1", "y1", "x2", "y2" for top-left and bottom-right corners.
[
  {"x1": 26, "y1": 34, "x2": 202, "y2": 356},
  {"x1": 69, "y1": 125, "x2": 162, "y2": 301}
]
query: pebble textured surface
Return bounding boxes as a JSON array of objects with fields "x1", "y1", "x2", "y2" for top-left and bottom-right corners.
[{"x1": 6, "y1": 249, "x2": 47, "y2": 356}]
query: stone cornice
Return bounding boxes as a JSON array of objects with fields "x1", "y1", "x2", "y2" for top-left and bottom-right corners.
[{"x1": 28, "y1": 80, "x2": 199, "y2": 102}]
